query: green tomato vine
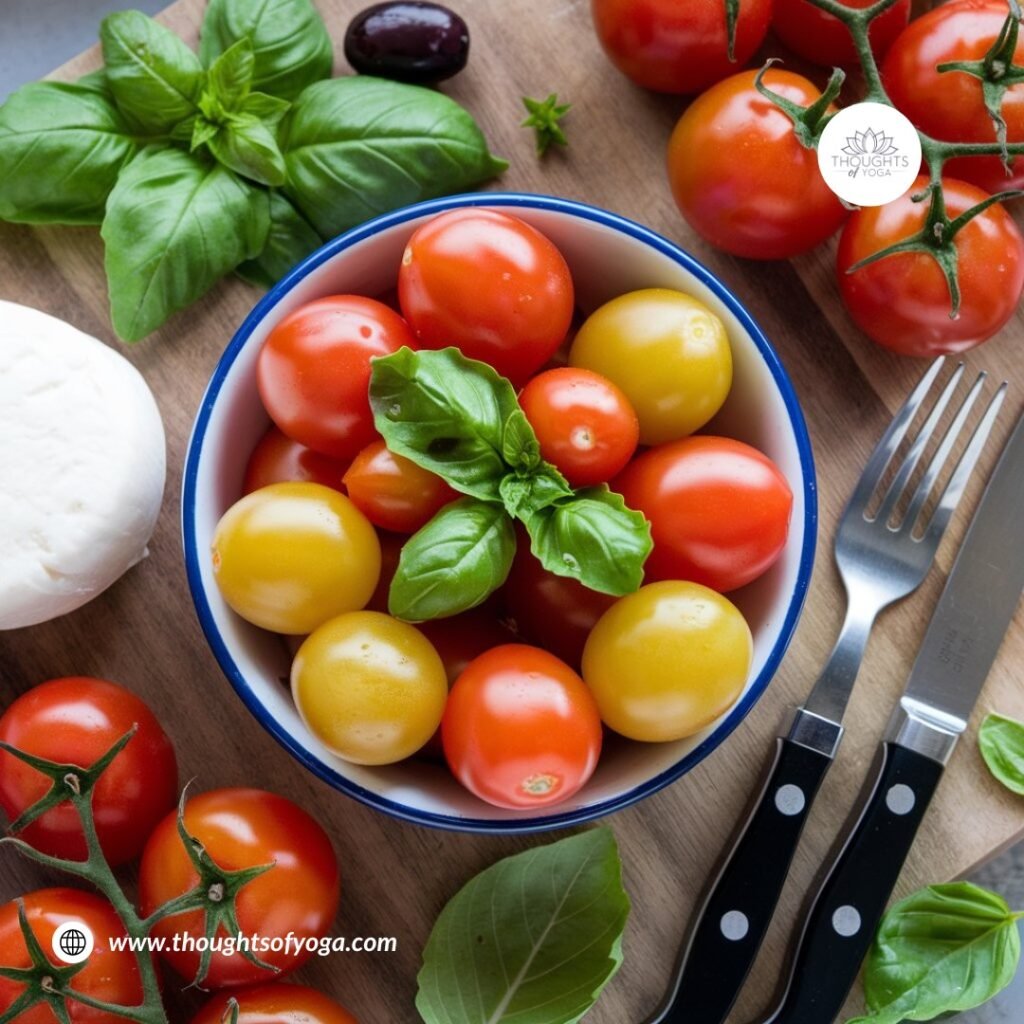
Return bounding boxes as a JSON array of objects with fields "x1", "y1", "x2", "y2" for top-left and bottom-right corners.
[{"x1": 758, "y1": 0, "x2": 1024, "y2": 318}]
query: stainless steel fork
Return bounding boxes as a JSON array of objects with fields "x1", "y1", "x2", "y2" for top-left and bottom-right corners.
[{"x1": 649, "y1": 356, "x2": 1007, "y2": 1024}]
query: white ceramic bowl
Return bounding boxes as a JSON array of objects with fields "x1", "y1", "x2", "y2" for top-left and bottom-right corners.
[{"x1": 183, "y1": 193, "x2": 816, "y2": 833}]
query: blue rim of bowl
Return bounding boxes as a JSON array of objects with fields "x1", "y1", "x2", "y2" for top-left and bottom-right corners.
[{"x1": 182, "y1": 192, "x2": 818, "y2": 835}]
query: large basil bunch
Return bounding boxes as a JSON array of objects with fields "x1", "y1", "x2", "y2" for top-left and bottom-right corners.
[{"x1": 0, "y1": 0, "x2": 506, "y2": 341}]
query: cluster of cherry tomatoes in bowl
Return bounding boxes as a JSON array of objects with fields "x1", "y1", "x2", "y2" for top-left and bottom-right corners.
[{"x1": 207, "y1": 207, "x2": 795, "y2": 815}]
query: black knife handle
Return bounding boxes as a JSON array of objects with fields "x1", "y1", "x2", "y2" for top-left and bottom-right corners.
[
  {"x1": 651, "y1": 737, "x2": 833, "y2": 1024},
  {"x1": 757, "y1": 743, "x2": 945, "y2": 1024}
]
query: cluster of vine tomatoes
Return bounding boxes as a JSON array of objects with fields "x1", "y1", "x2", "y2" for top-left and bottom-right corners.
[
  {"x1": 592, "y1": 0, "x2": 1024, "y2": 358},
  {"x1": 212, "y1": 208, "x2": 794, "y2": 812},
  {"x1": 0, "y1": 676, "x2": 353, "y2": 1023}
]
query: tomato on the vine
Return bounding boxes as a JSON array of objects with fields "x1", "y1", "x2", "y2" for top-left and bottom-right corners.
[
  {"x1": 243, "y1": 425, "x2": 348, "y2": 494},
  {"x1": 139, "y1": 788, "x2": 339, "y2": 989},
  {"x1": 667, "y1": 69, "x2": 848, "y2": 260},
  {"x1": 398, "y1": 209, "x2": 573, "y2": 385},
  {"x1": 257, "y1": 295, "x2": 414, "y2": 460},
  {"x1": 0, "y1": 677, "x2": 177, "y2": 867},
  {"x1": 0, "y1": 888, "x2": 144, "y2": 1023},
  {"x1": 883, "y1": 0, "x2": 1024, "y2": 194},
  {"x1": 518, "y1": 367, "x2": 639, "y2": 487},
  {"x1": 616, "y1": 436, "x2": 793, "y2": 593},
  {"x1": 192, "y1": 984, "x2": 360, "y2": 1024},
  {"x1": 837, "y1": 175, "x2": 1024, "y2": 356},
  {"x1": 443, "y1": 644, "x2": 602, "y2": 810},
  {"x1": 591, "y1": 0, "x2": 772, "y2": 94},
  {"x1": 773, "y1": 0, "x2": 911, "y2": 68}
]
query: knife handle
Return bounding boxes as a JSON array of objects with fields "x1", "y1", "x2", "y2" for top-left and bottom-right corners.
[
  {"x1": 756, "y1": 743, "x2": 945, "y2": 1024},
  {"x1": 650, "y1": 736, "x2": 833, "y2": 1024}
]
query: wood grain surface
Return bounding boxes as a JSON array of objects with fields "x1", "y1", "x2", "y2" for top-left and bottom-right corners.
[{"x1": 2, "y1": 2, "x2": 1024, "y2": 1021}]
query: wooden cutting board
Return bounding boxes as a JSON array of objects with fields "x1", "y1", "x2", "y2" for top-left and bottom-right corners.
[{"x1": 2, "y1": 2, "x2": 1023, "y2": 1021}]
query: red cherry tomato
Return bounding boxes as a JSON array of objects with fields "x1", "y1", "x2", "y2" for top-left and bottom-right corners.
[
  {"x1": 442, "y1": 644, "x2": 602, "y2": 810},
  {"x1": 883, "y1": 0, "x2": 1024, "y2": 193},
  {"x1": 257, "y1": 295, "x2": 414, "y2": 460},
  {"x1": 191, "y1": 984, "x2": 359, "y2": 1024},
  {"x1": 398, "y1": 209, "x2": 574, "y2": 386},
  {"x1": 518, "y1": 368, "x2": 639, "y2": 487},
  {"x1": 773, "y1": 0, "x2": 911, "y2": 68},
  {"x1": 591, "y1": 0, "x2": 772, "y2": 94},
  {"x1": 343, "y1": 439, "x2": 457, "y2": 533},
  {"x1": 243, "y1": 425, "x2": 349, "y2": 494},
  {"x1": 139, "y1": 788, "x2": 340, "y2": 988},
  {"x1": 0, "y1": 677, "x2": 177, "y2": 867},
  {"x1": 616, "y1": 436, "x2": 793, "y2": 593},
  {"x1": 837, "y1": 176, "x2": 1024, "y2": 356},
  {"x1": 0, "y1": 888, "x2": 144, "y2": 1023},
  {"x1": 667, "y1": 69, "x2": 848, "y2": 260}
]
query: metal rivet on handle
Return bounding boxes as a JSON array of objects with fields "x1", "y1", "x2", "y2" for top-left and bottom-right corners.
[
  {"x1": 774, "y1": 784, "x2": 806, "y2": 817},
  {"x1": 885, "y1": 784, "x2": 916, "y2": 816},
  {"x1": 720, "y1": 911, "x2": 750, "y2": 942},
  {"x1": 832, "y1": 906, "x2": 862, "y2": 937}
]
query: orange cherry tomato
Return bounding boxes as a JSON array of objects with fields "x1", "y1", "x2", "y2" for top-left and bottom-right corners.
[
  {"x1": 191, "y1": 984, "x2": 360, "y2": 1023},
  {"x1": 243, "y1": 425, "x2": 348, "y2": 494}
]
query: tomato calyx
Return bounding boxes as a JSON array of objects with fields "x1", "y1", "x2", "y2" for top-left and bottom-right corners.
[
  {"x1": 724, "y1": 0, "x2": 741, "y2": 60},
  {"x1": 754, "y1": 59, "x2": 846, "y2": 150}
]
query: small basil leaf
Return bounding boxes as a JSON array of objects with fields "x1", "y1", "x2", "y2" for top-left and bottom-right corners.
[
  {"x1": 979, "y1": 712, "x2": 1024, "y2": 796},
  {"x1": 102, "y1": 147, "x2": 269, "y2": 341},
  {"x1": 207, "y1": 116, "x2": 287, "y2": 186},
  {"x1": 389, "y1": 499, "x2": 515, "y2": 621},
  {"x1": 499, "y1": 467, "x2": 573, "y2": 519},
  {"x1": 236, "y1": 190, "x2": 321, "y2": 288},
  {"x1": 100, "y1": 11, "x2": 203, "y2": 134},
  {"x1": 851, "y1": 882, "x2": 1023, "y2": 1024},
  {"x1": 189, "y1": 116, "x2": 219, "y2": 151},
  {"x1": 0, "y1": 82, "x2": 136, "y2": 225},
  {"x1": 416, "y1": 828, "x2": 630, "y2": 1024},
  {"x1": 241, "y1": 91, "x2": 291, "y2": 125},
  {"x1": 498, "y1": 476, "x2": 533, "y2": 519},
  {"x1": 281, "y1": 76, "x2": 507, "y2": 238},
  {"x1": 205, "y1": 37, "x2": 254, "y2": 110},
  {"x1": 200, "y1": 0, "x2": 333, "y2": 102},
  {"x1": 370, "y1": 347, "x2": 521, "y2": 501},
  {"x1": 525, "y1": 486, "x2": 652, "y2": 595},
  {"x1": 502, "y1": 408, "x2": 542, "y2": 472}
]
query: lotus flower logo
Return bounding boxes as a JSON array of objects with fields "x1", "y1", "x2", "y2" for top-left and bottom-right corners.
[{"x1": 843, "y1": 128, "x2": 899, "y2": 158}]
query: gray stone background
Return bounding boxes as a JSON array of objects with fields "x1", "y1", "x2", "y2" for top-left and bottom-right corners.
[{"x1": 1, "y1": 0, "x2": 1021, "y2": 1020}]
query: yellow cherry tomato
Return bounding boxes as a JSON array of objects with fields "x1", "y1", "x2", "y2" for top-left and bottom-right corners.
[
  {"x1": 569, "y1": 288, "x2": 732, "y2": 444},
  {"x1": 212, "y1": 482, "x2": 380, "y2": 634},
  {"x1": 581, "y1": 580, "x2": 752, "y2": 742},
  {"x1": 291, "y1": 611, "x2": 448, "y2": 765}
]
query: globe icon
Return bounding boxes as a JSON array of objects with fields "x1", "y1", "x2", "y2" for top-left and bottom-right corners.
[
  {"x1": 59, "y1": 927, "x2": 87, "y2": 958},
  {"x1": 52, "y1": 922, "x2": 93, "y2": 964}
]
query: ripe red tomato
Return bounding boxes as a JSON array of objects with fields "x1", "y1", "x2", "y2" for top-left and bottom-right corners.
[
  {"x1": 443, "y1": 644, "x2": 602, "y2": 810},
  {"x1": 257, "y1": 295, "x2": 414, "y2": 460},
  {"x1": 0, "y1": 677, "x2": 177, "y2": 867},
  {"x1": 883, "y1": 0, "x2": 1024, "y2": 193},
  {"x1": 773, "y1": 0, "x2": 911, "y2": 67},
  {"x1": 398, "y1": 209, "x2": 574, "y2": 385},
  {"x1": 192, "y1": 984, "x2": 359, "y2": 1024},
  {"x1": 667, "y1": 69, "x2": 848, "y2": 259},
  {"x1": 0, "y1": 888, "x2": 144, "y2": 1023},
  {"x1": 518, "y1": 368, "x2": 639, "y2": 487},
  {"x1": 139, "y1": 788, "x2": 339, "y2": 988},
  {"x1": 343, "y1": 439, "x2": 457, "y2": 533},
  {"x1": 837, "y1": 176, "x2": 1024, "y2": 356},
  {"x1": 501, "y1": 538, "x2": 616, "y2": 668},
  {"x1": 591, "y1": 0, "x2": 772, "y2": 94},
  {"x1": 616, "y1": 436, "x2": 793, "y2": 593},
  {"x1": 243, "y1": 425, "x2": 348, "y2": 494}
]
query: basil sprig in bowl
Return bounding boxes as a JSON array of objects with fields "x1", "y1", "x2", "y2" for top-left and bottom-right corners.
[{"x1": 182, "y1": 193, "x2": 817, "y2": 833}]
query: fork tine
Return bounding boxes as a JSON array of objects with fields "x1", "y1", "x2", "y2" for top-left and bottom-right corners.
[
  {"x1": 845, "y1": 356, "x2": 946, "y2": 516},
  {"x1": 875, "y1": 363, "x2": 965, "y2": 527},
  {"x1": 920, "y1": 380, "x2": 1008, "y2": 546}
]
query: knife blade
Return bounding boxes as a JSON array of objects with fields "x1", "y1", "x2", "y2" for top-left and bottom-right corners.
[{"x1": 753, "y1": 406, "x2": 1024, "y2": 1024}]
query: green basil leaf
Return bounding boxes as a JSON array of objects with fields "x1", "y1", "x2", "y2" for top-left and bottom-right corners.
[
  {"x1": 850, "y1": 882, "x2": 1023, "y2": 1024},
  {"x1": 281, "y1": 76, "x2": 507, "y2": 238},
  {"x1": 100, "y1": 11, "x2": 203, "y2": 134},
  {"x1": 500, "y1": 467, "x2": 573, "y2": 519},
  {"x1": 207, "y1": 116, "x2": 287, "y2": 186},
  {"x1": 236, "y1": 190, "x2": 321, "y2": 288},
  {"x1": 370, "y1": 347, "x2": 520, "y2": 502},
  {"x1": 75, "y1": 69, "x2": 112, "y2": 95},
  {"x1": 525, "y1": 486, "x2": 652, "y2": 595},
  {"x1": 0, "y1": 82, "x2": 136, "y2": 225},
  {"x1": 190, "y1": 116, "x2": 220, "y2": 151},
  {"x1": 389, "y1": 498, "x2": 515, "y2": 621},
  {"x1": 204, "y1": 37, "x2": 254, "y2": 110},
  {"x1": 502, "y1": 408, "x2": 542, "y2": 473},
  {"x1": 102, "y1": 147, "x2": 269, "y2": 341},
  {"x1": 417, "y1": 828, "x2": 630, "y2": 1024},
  {"x1": 979, "y1": 712, "x2": 1024, "y2": 795},
  {"x1": 241, "y1": 91, "x2": 291, "y2": 125},
  {"x1": 199, "y1": 0, "x2": 333, "y2": 102}
]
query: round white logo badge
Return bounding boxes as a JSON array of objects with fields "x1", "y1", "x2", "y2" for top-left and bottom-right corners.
[
  {"x1": 52, "y1": 920, "x2": 95, "y2": 965},
  {"x1": 817, "y1": 102, "x2": 921, "y2": 207}
]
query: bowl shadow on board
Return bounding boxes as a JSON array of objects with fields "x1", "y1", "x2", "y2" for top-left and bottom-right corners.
[{"x1": 182, "y1": 192, "x2": 817, "y2": 835}]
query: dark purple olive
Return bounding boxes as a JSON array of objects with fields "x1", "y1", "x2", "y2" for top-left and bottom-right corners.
[{"x1": 344, "y1": 2, "x2": 470, "y2": 84}]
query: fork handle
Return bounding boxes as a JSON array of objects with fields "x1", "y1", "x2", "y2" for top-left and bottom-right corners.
[{"x1": 649, "y1": 734, "x2": 834, "y2": 1024}]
